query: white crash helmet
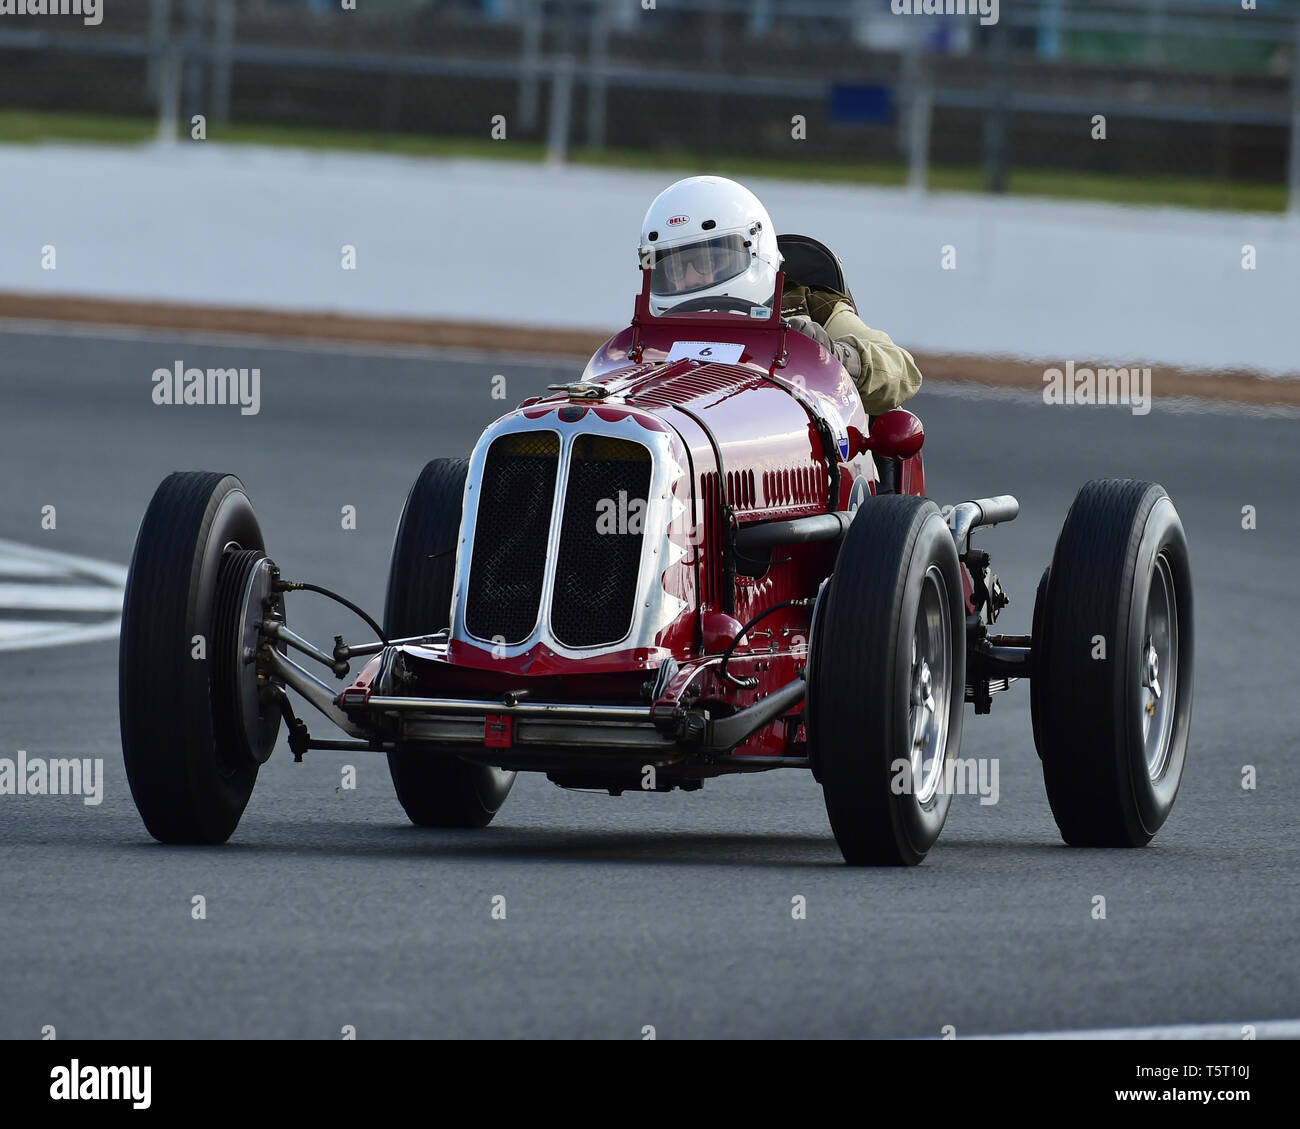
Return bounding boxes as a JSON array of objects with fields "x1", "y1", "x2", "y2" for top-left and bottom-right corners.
[{"x1": 638, "y1": 176, "x2": 782, "y2": 316}]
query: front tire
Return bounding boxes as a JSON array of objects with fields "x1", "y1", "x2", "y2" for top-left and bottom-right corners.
[
  {"x1": 119, "y1": 472, "x2": 276, "y2": 844},
  {"x1": 1031, "y1": 479, "x2": 1194, "y2": 847},
  {"x1": 809, "y1": 495, "x2": 966, "y2": 865},
  {"x1": 384, "y1": 458, "x2": 516, "y2": 828}
]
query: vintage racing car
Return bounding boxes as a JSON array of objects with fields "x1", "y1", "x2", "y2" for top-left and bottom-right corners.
[{"x1": 118, "y1": 236, "x2": 1195, "y2": 865}]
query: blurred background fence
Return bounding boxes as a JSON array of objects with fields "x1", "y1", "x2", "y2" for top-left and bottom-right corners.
[{"x1": 2, "y1": 0, "x2": 1299, "y2": 209}]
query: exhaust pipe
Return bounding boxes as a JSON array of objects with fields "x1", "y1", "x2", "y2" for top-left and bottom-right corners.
[{"x1": 734, "y1": 511, "x2": 853, "y2": 552}]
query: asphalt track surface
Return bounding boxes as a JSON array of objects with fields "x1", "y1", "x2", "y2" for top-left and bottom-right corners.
[{"x1": 0, "y1": 323, "x2": 1296, "y2": 1040}]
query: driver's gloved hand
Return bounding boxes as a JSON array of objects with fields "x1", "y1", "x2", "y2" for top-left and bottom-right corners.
[
  {"x1": 787, "y1": 314, "x2": 832, "y2": 351},
  {"x1": 787, "y1": 315, "x2": 863, "y2": 381}
]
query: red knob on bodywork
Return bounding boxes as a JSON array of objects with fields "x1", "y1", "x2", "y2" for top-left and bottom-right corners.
[
  {"x1": 701, "y1": 610, "x2": 746, "y2": 654},
  {"x1": 864, "y1": 409, "x2": 925, "y2": 459}
]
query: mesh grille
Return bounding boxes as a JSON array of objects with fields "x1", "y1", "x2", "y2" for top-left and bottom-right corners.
[
  {"x1": 551, "y1": 435, "x2": 653, "y2": 648},
  {"x1": 464, "y1": 432, "x2": 560, "y2": 644}
]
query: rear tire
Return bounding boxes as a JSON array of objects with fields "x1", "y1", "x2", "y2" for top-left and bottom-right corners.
[
  {"x1": 1032, "y1": 479, "x2": 1194, "y2": 846},
  {"x1": 385, "y1": 459, "x2": 516, "y2": 828},
  {"x1": 809, "y1": 495, "x2": 966, "y2": 865},
  {"x1": 119, "y1": 473, "x2": 274, "y2": 844}
]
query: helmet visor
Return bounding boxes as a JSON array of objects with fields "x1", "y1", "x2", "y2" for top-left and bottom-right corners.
[{"x1": 650, "y1": 235, "x2": 751, "y2": 297}]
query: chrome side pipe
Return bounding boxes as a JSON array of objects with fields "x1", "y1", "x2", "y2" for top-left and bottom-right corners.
[
  {"x1": 727, "y1": 496, "x2": 1020, "y2": 558},
  {"x1": 734, "y1": 511, "x2": 853, "y2": 552},
  {"x1": 944, "y1": 495, "x2": 1020, "y2": 555}
]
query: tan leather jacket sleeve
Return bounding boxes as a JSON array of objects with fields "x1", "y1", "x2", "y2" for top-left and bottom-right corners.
[{"x1": 822, "y1": 301, "x2": 923, "y2": 416}]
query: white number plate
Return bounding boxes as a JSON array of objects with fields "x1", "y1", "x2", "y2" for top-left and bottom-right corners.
[{"x1": 665, "y1": 341, "x2": 744, "y2": 364}]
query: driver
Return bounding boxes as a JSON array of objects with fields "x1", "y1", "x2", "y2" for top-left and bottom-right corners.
[{"x1": 639, "y1": 175, "x2": 922, "y2": 415}]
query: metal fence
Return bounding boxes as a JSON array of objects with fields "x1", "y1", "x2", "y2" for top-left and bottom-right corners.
[{"x1": 2, "y1": 0, "x2": 1299, "y2": 208}]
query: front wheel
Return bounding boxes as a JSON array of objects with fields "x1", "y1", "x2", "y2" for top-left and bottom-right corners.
[
  {"x1": 809, "y1": 495, "x2": 966, "y2": 865},
  {"x1": 119, "y1": 472, "x2": 280, "y2": 844},
  {"x1": 1031, "y1": 479, "x2": 1194, "y2": 846},
  {"x1": 384, "y1": 458, "x2": 516, "y2": 828}
]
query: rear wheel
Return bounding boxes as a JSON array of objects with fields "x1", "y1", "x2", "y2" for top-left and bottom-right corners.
[
  {"x1": 119, "y1": 472, "x2": 280, "y2": 844},
  {"x1": 809, "y1": 495, "x2": 966, "y2": 865},
  {"x1": 384, "y1": 458, "x2": 516, "y2": 828},
  {"x1": 1031, "y1": 479, "x2": 1194, "y2": 846}
]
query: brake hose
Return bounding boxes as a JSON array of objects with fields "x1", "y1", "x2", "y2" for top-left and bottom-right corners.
[{"x1": 274, "y1": 580, "x2": 390, "y2": 645}]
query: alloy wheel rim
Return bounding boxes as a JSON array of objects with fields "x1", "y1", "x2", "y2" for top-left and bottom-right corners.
[
  {"x1": 1140, "y1": 551, "x2": 1178, "y2": 781},
  {"x1": 908, "y1": 565, "x2": 951, "y2": 805}
]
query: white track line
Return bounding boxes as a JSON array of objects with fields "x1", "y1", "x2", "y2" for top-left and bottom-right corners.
[
  {"x1": 0, "y1": 537, "x2": 128, "y2": 587},
  {"x1": 0, "y1": 539, "x2": 126, "y2": 652},
  {"x1": 0, "y1": 584, "x2": 125, "y2": 613},
  {"x1": 973, "y1": 1018, "x2": 1300, "y2": 1040},
  {"x1": 0, "y1": 553, "x2": 70, "y2": 579},
  {"x1": 0, "y1": 619, "x2": 123, "y2": 652}
]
